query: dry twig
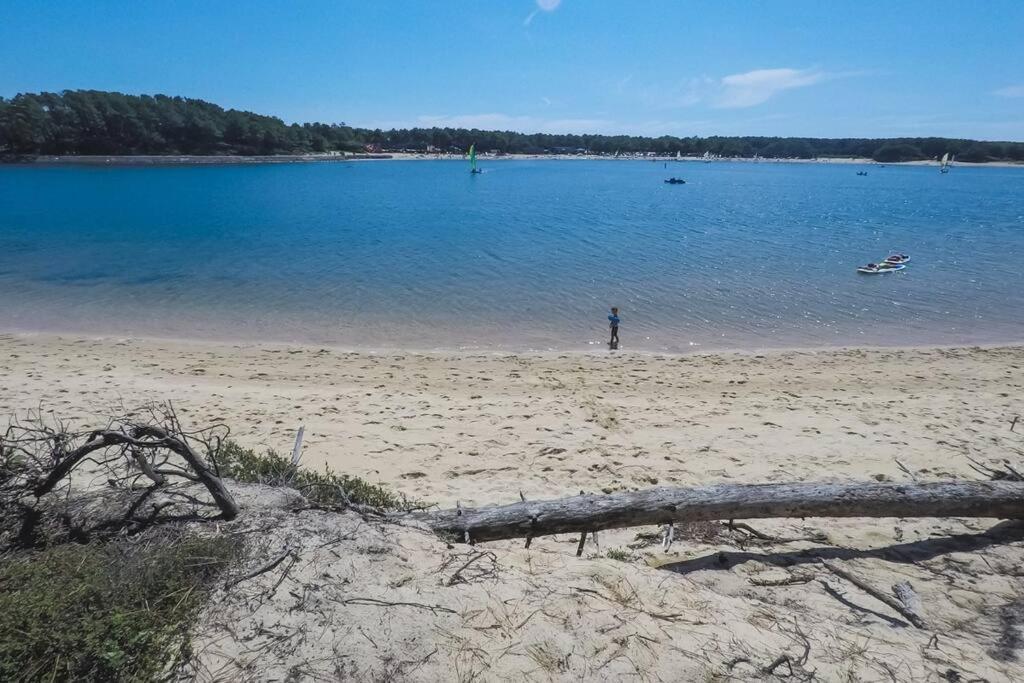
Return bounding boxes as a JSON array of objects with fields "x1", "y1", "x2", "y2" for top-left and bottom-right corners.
[
  {"x1": 820, "y1": 561, "x2": 927, "y2": 629},
  {"x1": 226, "y1": 549, "x2": 295, "y2": 589},
  {"x1": 445, "y1": 551, "x2": 498, "y2": 587}
]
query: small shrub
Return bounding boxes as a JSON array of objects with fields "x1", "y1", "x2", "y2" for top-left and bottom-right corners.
[
  {"x1": 214, "y1": 441, "x2": 416, "y2": 510},
  {"x1": 606, "y1": 548, "x2": 631, "y2": 562},
  {"x1": 0, "y1": 532, "x2": 239, "y2": 682}
]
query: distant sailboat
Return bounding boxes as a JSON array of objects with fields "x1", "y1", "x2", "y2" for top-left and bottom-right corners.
[
  {"x1": 702, "y1": 150, "x2": 712, "y2": 163},
  {"x1": 675, "y1": 151, "x2": 682, "y2": 162},
  {"x1": 940, "y1": 152, "x2": 951, "y2": 174},
  {"x1": 469, "y1": 144, "x2": 482, "y2": 174}
]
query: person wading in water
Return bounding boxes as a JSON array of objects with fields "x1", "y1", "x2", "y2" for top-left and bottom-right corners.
[{"x1": 608, "y1": 307, "x2": 620, "y2": 349}]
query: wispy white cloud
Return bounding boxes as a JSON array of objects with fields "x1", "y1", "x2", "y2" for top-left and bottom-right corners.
[
  {"x1": 993, "y1": 84, "x2": 1024, "y2": 98},
  {"x1": 524, "y1": 0, "x2": 561, "y2": 26},
  {"x1": 641, "y1": 67, "x2": 844, "y2": 111},
  {"x1": 715, "y1": 68, "x2": 825, "y2": 108}
]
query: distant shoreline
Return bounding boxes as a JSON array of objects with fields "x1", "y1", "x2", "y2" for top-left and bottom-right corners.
[
  {"x1": 1, "y1": 153, "x2": 390, "y2": 166},
  {"x1": 5, "y1": 153, "x2": 1023, "y2": 168}
]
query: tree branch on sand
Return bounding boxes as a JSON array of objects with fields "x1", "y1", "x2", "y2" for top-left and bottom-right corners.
[{"x1": 1, "y1": 403, "x2": 238, "y2": 548}]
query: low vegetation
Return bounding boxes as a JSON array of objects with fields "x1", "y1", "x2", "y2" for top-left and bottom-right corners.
[
  {"x1": 0, "y1": 532, "x2": 239, "y2": 682},
  {"x1": 606, "y1": 548, "x2": 632, "y2": 562},
  {"x1": 215, "y1": 440, "x2": 417, "y2": 510},
  {"x1": 0, "y1": 408, "x2": 415, "y2": 681}
]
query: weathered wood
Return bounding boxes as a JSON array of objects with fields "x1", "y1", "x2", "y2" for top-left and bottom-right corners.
[
  {"x1": 418, "y1": 481, "x2": 1024, "y2": 544},
  {"x1": 576, "y1": 531, "x2": 587, "y2": 557},
  {"x1": 892, "y1": 580, "x2": 923, "y2": 622},
  {"x1": 291, "y1": 426, "x2": 305, "y2": 466},
  {"x1": 31, "y1": 426, "x2": 239, "y2": 521},
  {"x1": 822, "y1": 561, "x2": 927, "y2": 628}
]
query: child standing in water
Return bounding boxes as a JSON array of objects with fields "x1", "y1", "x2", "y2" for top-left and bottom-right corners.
[{"x1": 608, "y1": 307, "x2": 620, "y2": 349}]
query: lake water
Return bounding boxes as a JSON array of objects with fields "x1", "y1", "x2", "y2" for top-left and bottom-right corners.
[{"x1": 1, "y1": 160, "x2": 1022, "y2": 352}]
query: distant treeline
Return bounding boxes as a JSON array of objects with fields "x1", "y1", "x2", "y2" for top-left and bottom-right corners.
[{"x1": 2, "y1": 90, "x2": 1023, "y2": 163}]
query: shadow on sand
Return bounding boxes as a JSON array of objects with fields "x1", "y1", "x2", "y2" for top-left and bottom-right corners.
[{"x1": 659, "y1": 520, "x2": 1024, "y2": 576}]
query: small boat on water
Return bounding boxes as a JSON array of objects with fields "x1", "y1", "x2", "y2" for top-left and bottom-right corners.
[
  {"x1": 856, "y1": 170, "x2": 868, "y2": 176},
  {"x1": 664, "y1": 177, "x2": 686, "y2": 184},
  {"x1": 884, "y1": 253, "x2": 910, "y2": 264},
  {"x1": 940, "y1": 152, "x2": 952, "y2": 174},
  {"x1": 858, "y1": 262, "x2": 905, "y2": 274}
]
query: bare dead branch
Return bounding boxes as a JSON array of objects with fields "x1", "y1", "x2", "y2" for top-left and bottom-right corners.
[
  {"x1": 331, "y1": 597, "x2": 456, "y2": 615},
  {"x1": 821, "y1": 560, "x2": 927, "y2": 629},
  {"x1": 1, "y1": 405, "x2": 240, "y2": 548},
  {"x1": 445, "y1": 551, "x2": 498, "y2": 587},
  {"x1": 225, "y1": 549, "x2": 295, "y2": 589}
]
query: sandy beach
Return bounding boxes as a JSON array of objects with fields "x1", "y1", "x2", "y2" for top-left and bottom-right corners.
[
  {"x1": 4, "y1": 333, "x2": 1021, "y2": 506},
  {"x1": 4, "y1": 333, "x2": 1024, "y2": 679}
]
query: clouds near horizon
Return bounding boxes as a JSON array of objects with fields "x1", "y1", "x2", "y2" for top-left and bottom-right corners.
[
  {"x1": 372, "y1": 66, "x2": 858, "y2": 137},
  {"x1": 395, "y1": 113, "x2": 614, "y2": 135}
]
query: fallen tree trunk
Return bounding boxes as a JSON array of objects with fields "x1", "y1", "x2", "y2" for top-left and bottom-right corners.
[{"x1": 418, "y1": 481, "x2": 1024, "y2": 544}]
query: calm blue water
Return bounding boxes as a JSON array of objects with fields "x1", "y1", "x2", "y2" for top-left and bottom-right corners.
[{"x1": 1, "y1": 160, "x2": 1022, "y2": 352}]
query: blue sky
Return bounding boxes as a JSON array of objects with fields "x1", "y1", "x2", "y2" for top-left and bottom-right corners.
[{"x1": 3, "y1": 1, "x2": 1023, "y2": 140}]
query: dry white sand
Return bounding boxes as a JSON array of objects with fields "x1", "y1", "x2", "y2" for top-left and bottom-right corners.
[
  {"x1": 4, "y1": 333, "x2": 1020, "y2": 507},
  {"x1": 3, "y1": 333, "x2": 1024, "y2": 680}
]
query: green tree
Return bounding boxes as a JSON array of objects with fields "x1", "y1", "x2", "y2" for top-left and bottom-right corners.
[
  {"x1": 958, "y1": 144, "x2": 991, "y2": 163},
  {"x1": 872, "y1": 143, "x2": 925, "y2": 162},
  {"x1": 3, "y1": 90, "x2": 1023, "y2": 161}
]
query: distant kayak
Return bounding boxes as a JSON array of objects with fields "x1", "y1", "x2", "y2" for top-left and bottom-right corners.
[
  {"x1": 884, "y1": 254, "x2": 910, "y2": 264},
  {"x1": 664, "y1": 178, "x2": 686, "y2": 184},
  {"x1": 858, "y1": 263, "x2": 905, "y2": 274}
]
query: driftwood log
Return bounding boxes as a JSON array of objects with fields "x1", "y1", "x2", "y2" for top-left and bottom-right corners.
[{"x1": 419, "y1": 481, "x2": 1024, "y2": 544}]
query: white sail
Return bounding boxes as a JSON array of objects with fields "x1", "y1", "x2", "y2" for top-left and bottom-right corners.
[{"x1": 941, "y1": 152, "x2": 950, "y2": 166}]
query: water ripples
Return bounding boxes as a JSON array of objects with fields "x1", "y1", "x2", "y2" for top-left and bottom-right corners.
[{"x1": 0, "y1": 160, "x2": 1021, "y2": 351}]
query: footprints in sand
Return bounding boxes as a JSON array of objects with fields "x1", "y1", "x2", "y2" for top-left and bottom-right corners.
[
  {"x1": 2, "y1": 335, "x2": 1020, "y2": 509},
  {"x1": 579, "y1": 395, "x2": 621, "y2": 430}
]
